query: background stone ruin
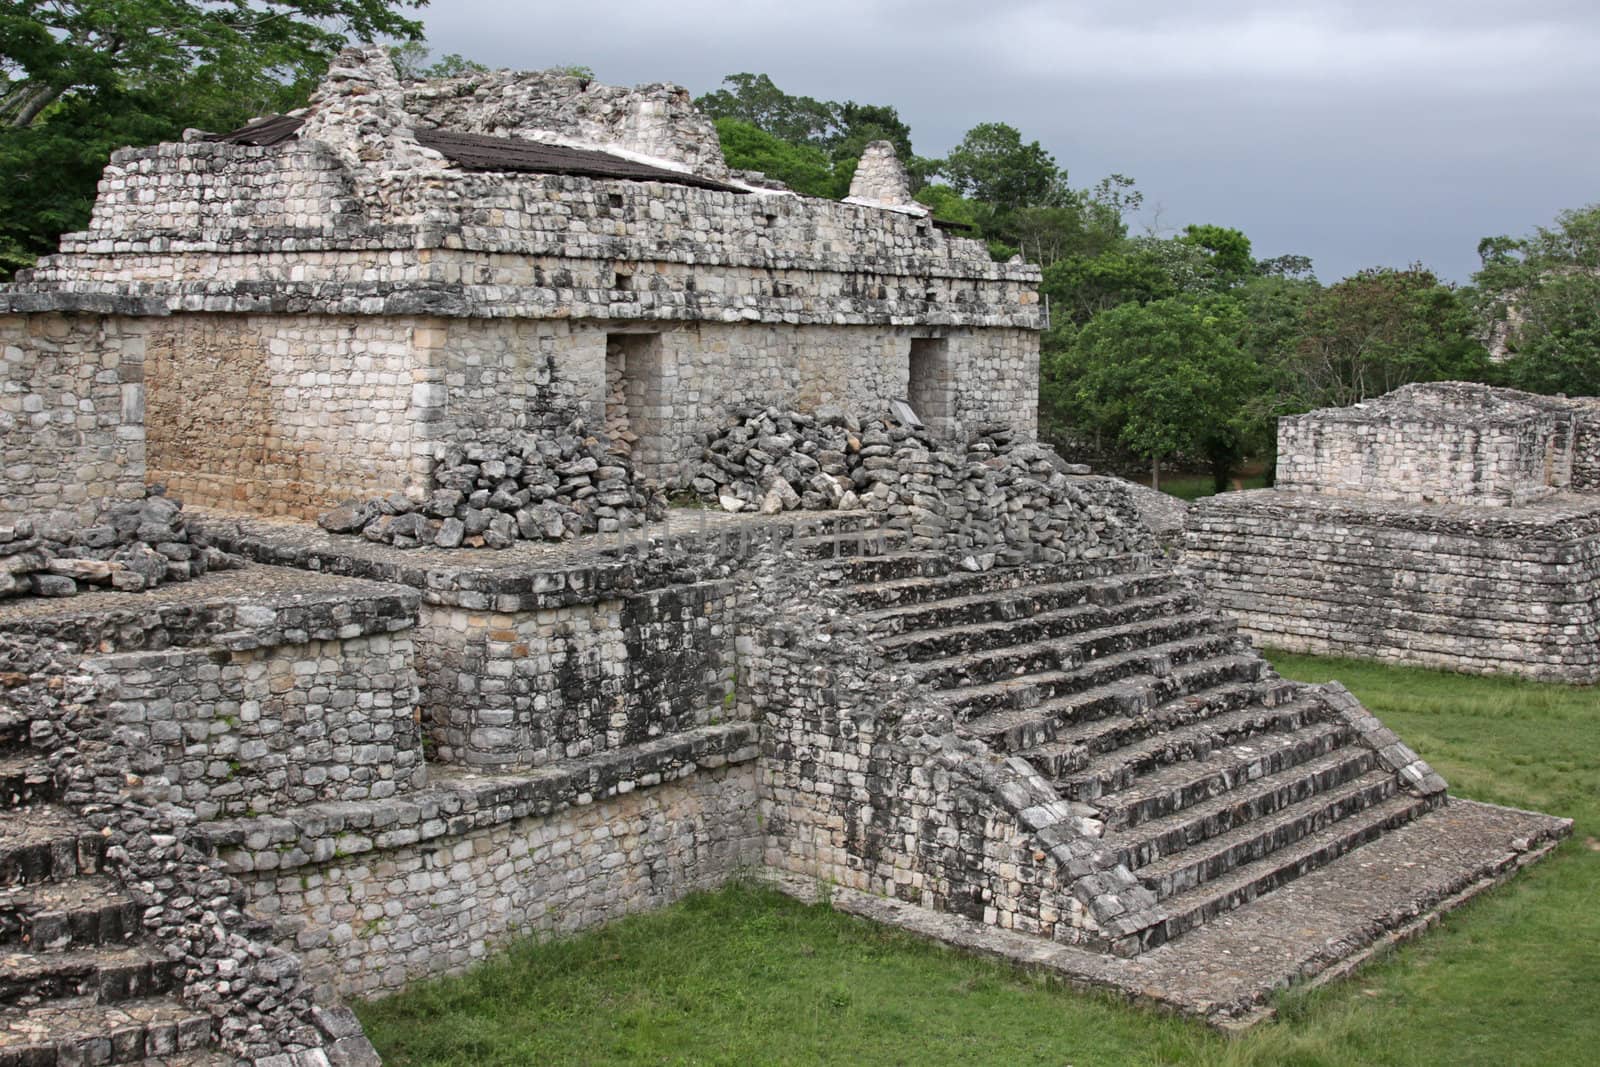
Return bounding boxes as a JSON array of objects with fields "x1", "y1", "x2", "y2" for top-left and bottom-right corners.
[{"x1": 1186, "y1": 382, "x2": 1600, "y2": 682}]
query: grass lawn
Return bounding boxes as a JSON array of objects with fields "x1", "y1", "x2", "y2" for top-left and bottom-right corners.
[
  {"x1": 1146, "y1": 471, "x2": 1272, "y2": 502},
  {"x1": 358, "y1": 653, "x2": 1598, "y2": 1066}
]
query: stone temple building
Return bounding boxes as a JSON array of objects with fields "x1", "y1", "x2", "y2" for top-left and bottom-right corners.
[
  {"x1": 1186, "y1": 382, "x2": 1600, "y2": 682},
  {"x1": 0, "y1": 49, "x2": 1571, "y2": 1065},
  {"x1": 1, "y1": 47, "x2": 1038, "y2": 527}
]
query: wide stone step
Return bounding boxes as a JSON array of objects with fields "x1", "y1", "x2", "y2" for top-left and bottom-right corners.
[
  {"x1": 877, "y1": 585, "x2": 1204, "y2": 667},
  {"x1": 0, "y1": 809, "x2": 106, "y2": 886},
  {"x1": 910, "y1": 608, "x2": 1229, "y2": 690},
  {"x1": 855, "y1": 572, "x2": 1184, "y2": 636},
  {"x1": 1143, "y1": 791, "x2": 1438, "y2": 949},
  {"x1": 1020, "y1": 675, "x2": 1293, "y2": 774},
  {"x1": 947, "y1": 632, "x2": 1248, "y2": 722},
  {"x1": 1061, "y1": 716, "x2": 1355, "y2": 816},
  {"x1": 792, "y1": 528, "x2": 904, "y2": 561},
  {"x1": 1107, "y1": 737, "x2": 1375, "y2": 870},
  {"x1": 0, "y1": 757, "x2": 60, "y2": 809},
  {"x1": 0, "y1": 996, "x2": 215, "y2": 1066},
  {"x1": 0, "y1": 946, "x2": 177, "y2": 1008},
  {"x1": 843, "y1": 557, "x2": 1151, "y2": 613},
  {"x1": 1133, "y1": 767, "x2": 1398, "y2": 898},
  {"x1": 831, "y1": 550, "x2": 950, "y2": 584},
  {"x1": 0, "y1": 877, "x2": 140, "y2": 951}
]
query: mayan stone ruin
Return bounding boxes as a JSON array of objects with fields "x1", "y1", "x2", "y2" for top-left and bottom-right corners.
[
  {"x1": 1186, "y1": 382, "x2": 1600, "y2": 682},
  {"x1": 0, "y1": 48, "x2": 1573, "y2": 1065}
]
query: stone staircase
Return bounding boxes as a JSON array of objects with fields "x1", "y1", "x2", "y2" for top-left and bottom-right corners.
[
  {"x1": 0, "y1": 711, "x2": 224, "y2": 1066},
  {"x1": 837, "y1": 550, "x2": 1441, "y2": 952}
]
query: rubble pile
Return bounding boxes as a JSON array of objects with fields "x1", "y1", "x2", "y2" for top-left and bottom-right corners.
[
  {"x1": 320, "y1": 418, "x2": 667, "y2": 549},
  {"x1": 0, "y1": 489, "x2": 241, "y2": 599},
  {"x1": 691, "y1": 406, "x2": 1153, "y2": 565}
]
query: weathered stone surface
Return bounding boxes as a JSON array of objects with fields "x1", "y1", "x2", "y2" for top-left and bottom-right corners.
[
  {"x1": 1186, "y1": 382, "x2": 1600, "y2": 683},
  {"x1": 0, "y1": 43, "x2": 1575, "y2": 1065}
]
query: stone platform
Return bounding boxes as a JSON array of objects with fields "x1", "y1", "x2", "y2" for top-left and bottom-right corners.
[
  {"x1": 768, "y1": 797, "x2": 1570, "y2": 1028},
  {"x1": 1185, "y1": 489, "x2": 1600, "y2": 683}
]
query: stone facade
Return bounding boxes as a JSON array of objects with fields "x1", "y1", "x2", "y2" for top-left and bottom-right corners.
[
  {"x1": 1, "y1": 47, "x2": 1041, "y2": 518},
  {"x1": 0, "y1": 314, "x2": 146, "y2": 526},
  {"x1": 1276, "y1": 381, "x2": 1600, "y2": 505},
  {"x1": 1187, "y1": 382, "x2": 1600, "y2": 682},
  {"x1": 226, "y1": 763, "x2": 760, "y2": 999}
]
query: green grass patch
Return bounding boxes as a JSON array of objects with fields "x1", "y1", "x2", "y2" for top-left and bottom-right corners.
[
  {"x1": 359, "y1": 654, "x2": 1599, "y2": 1066},
  {"x1": 1152, "y1": 471, "x2": 1272, "y2": 501}
]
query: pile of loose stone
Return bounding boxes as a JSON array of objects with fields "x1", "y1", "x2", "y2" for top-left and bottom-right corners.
[
  {"x1": 320, "y1": 419, "x2": 667, "y2": 549},
  {"x1": 691, "y1": 406, "x2": 1153, "y2": 565},
  {"x1": 0, "y1": 490, "x2": 241, "y2": 599}
]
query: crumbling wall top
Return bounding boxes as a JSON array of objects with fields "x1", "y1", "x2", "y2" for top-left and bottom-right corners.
[
  {"x1": 405, "y1": 66, "x2": 730, "y2": 180},
  {"x1": 1276, "y1": 381, "x2": 1600, "y2": 506},
  {"x1": 845, "y1": 141, "x2": 926, "y2": 217}
]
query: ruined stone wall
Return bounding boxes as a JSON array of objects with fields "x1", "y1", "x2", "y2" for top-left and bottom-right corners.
[
  {"x1": 418, "y1": 580, "x2": 740, "y2": 770},
  {"x1": 89, "y1": 630, "x2": 422, "y2": 820},
  {"x1": 759, "y1": 707, "x2": 1086, "y2": 939},
  {"x1": 1184, "y1": 491, "x2": 1600, "y2": 682},
  {"x1": 1274, "y1": 383, "x2": 1600, "y2": 506},
  {"x1": 739, "y1": 554, "x2": 1154, "y2": 952},
  {"x1": 0, "y1": 312, "x2": 146, "y2": 526},
  {"x1": 145, "y1": 314, "x2": 427, "y2": 517},
  {"x1": 41, "y1": 143, "x2": 1024, "y2": 291},
  {"x1": 1275, "y1": 410, "x2": 1566, "y2": 506},
  {"x1": 76, "y1": 140, "x2": 361, "y2": 246},
  {"x1": 223, "y1": 761, "x2": 759, "y2": 999},
  {"x1": 1574, "y1": 412, "x2": 1600, "y2": 492},
  {"x1": 134, "y1": 313, "x2": 1035, "y2": 513},
  {"x1": 406, "y1": 71, "x2": 730, "y2": 178}
]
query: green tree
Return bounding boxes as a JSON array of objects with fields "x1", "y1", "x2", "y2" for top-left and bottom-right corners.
[
  {"x1": 1040, "y1": 237, "x2": 1214, "y2": 327},
  {"x1": 1474, "y1": 203, "x2": 1600, "y2": 396},
  {"x1": 0, "y1": 0, "x2": 426, "y2": 276},
  {"x1": 712, "y1": 118, "x2": 837, "y2": 198},
  {"x1": 697, "y1": 72, "x2": 929, "y2": 198},
  {"x1": 695, "y1": 73, "x2": 837, "y2": 147},
  {"x1": 1181, "y1": 224, "x2": 1253, "y2": 288},
  {"x1": 1049, "y1": 297, "x2": 1257, "y2": 489},
  {"x1": 1495, "y1": 271, "x2": 1600, "y2": 396},
  {"x1": 914, "y1": 183, "x2": 982, "y2": 229},
  {"x1": 939, "y1": 121, "x2": 1067, "y2": 213},
  {"x1": 1256, "y1": 253, "x2": 1316, "y2": 281},
  {"x1": 1233, "y1": 272, "x2": 1322, "y2": 478},
  {"x1": 1283, "y1": 267, "x2": 1488, "y2": 410}
]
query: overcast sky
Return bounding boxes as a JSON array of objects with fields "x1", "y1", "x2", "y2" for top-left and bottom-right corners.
[{"x1": 415, "y1": 1, "x2": 1600, "y2": 283}]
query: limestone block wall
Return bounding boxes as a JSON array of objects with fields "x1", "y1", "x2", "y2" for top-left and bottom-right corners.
[
  {"x1": 224, "y1": 762, "x2": 759, "y2": 999},
  {"x1": 78, "y1": 140, "x2": 361, "y2": 245},
  {"x1": 145, "y1": 314, "x2": 427, "y2": 516},
  {"x1": 0, "y1": 312, "x2": 146, "y2": 525},
  {"x1": 1184, "y1": 491, "x2": 1600, "y2": 682},
  {"x1": 1274, "y1": 383, "x2": 1600, "y2": 507},
  {"x1": 0, "y1": 568, "x2": 425, "y2": 818},
  {"x1": 406, "y1": 70, "x2": 730, "y2": 178},
  {"x1": 1275, "y1": 411, "x2": 1564, "y2": 506},
  {"x1": 759, "y1": 707, "x2": 1086, "y2": 938},
  {"x1": 89, "y1": 630, "x2": 422, "y2": 820},
  {"x1": 417, "y1": 579, "x2": 740, "y2": 770},
  {"x1": 1576, "y1": 416, "x2": 1600, "y2": 492},
  {"x1": 44, "y1": 142, "x2": 1030, "y2": 292},
  {"x1": 737, "y1": 559, "x2": 1154, "y2": 951}
]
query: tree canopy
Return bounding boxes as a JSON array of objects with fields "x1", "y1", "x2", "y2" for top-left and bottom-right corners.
[
  {"x1": 1474, "y1": 203, "x2": 1600, "y2": 397},
  {"x1": 695, "y1": 72, "x2": 921, "y2": 198}
]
